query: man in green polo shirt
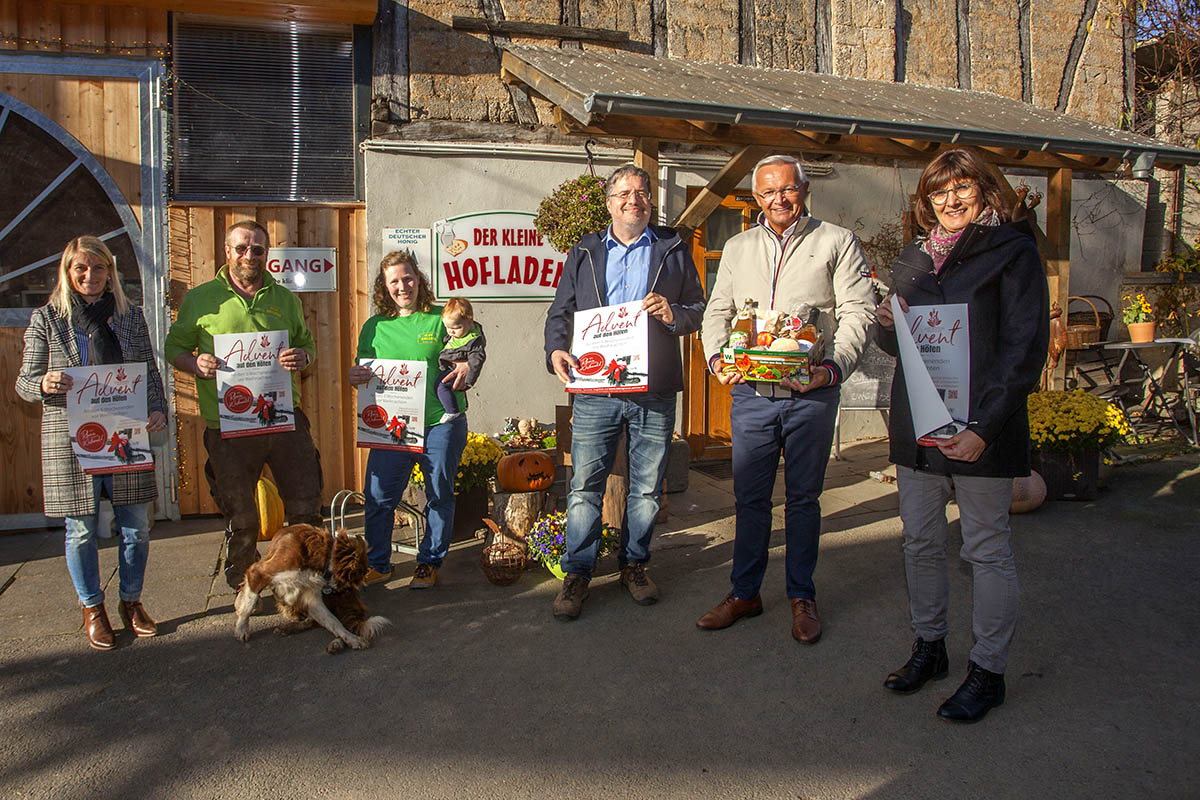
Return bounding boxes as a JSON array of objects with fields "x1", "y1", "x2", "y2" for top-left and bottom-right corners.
[{"x1": 165, "y1": 220, "x2": 323, "y2": 590}]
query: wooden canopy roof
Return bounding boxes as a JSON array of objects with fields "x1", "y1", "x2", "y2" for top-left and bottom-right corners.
[{"x1": 500, "y1": 43, "x2": 1199, "y2": 172}]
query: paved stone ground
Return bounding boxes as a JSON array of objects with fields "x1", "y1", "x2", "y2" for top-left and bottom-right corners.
[{"x1": 0, "y1": 438, "x2": 1196, "y2": 799}]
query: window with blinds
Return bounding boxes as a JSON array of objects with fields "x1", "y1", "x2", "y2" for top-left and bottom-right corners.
[{"x1": 172, "y1": 16, "x2": 357, "y2": 202}]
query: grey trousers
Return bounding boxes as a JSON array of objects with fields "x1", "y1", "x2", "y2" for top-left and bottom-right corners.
[{"x1": 896, "y1": 465, "x2": 1019, "y2": 673}]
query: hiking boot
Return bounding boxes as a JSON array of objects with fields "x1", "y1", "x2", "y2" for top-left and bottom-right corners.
[
  {"x1": 363, "y1": 566, "x2": 394, "y2": 587},
  {"x1": 937, "y1": 661, "x2": 1006, "y2": 723},
  {"x1": 409, "y1": 563, "x2": 438, "y2": 589},
  {"x1": 619, "y1": 563, "x2": 659, "y2": 605},
  {"x1": 884, "y1": 637, "x2": 949, "y2": 694},
  {"x1": 552, "y1": 574, "x2": 590, "y2": 620}
]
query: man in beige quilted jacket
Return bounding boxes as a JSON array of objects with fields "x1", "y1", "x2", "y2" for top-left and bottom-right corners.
[{"x1": 695, "y1": 154, "x2": 876, "y2": 644}]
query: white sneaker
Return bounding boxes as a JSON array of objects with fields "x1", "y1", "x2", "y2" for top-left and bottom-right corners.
[{"x1": 439, "y1": 412, "x2": 462, "y2": 424}]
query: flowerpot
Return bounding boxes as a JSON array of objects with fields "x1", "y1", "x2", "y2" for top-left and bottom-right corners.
[
  {"x1": 452, "y1": 484, "x2": 490, "y2": 542},
  {"x1": 1031, "y1": 448, "x2": 1099, "y2": 501},
  {"x1": 544, "y1": 561, "x2": 566, "y2": 580},
  {"x1": 1127, "y1": 321, "x2": 1156, "y2": 343},
  {"x1": 1009, "y1": 471, "x2": 1047, "y2": 513}
]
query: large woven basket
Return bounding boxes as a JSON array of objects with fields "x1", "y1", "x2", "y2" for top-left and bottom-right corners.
[{"x1": 1065, "y1": 296, "x2": 1102, "y2": 350}]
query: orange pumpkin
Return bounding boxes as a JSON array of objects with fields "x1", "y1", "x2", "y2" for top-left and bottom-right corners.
[{"x1": 496, "y1": 451, "x2": 555, "y2": 492}]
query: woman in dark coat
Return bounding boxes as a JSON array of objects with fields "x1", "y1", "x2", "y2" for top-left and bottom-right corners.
[
  {"x1": 875, "y1": 147, "x2": 1049, "y2": 723},
  {"x1": 15, "y1": 236, "x2": 167, "y2": 650}
]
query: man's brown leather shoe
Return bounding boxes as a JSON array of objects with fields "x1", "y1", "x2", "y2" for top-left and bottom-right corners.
[
  {"x1": 83, "y1": 604, "x2": 115, "y2": 650},
  {"x1": 119, "y1": 600, "x2": 158, "y2": 637},
  {"x1": 790, "y1": 598, "x2": 822, "y2": 644},
  {"x1": 696, "y1": 593, "x2": 763, "y2": 630}
]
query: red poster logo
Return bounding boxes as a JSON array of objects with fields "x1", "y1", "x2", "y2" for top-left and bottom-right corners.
[
  {"x1": 76, "y1": 422, "x2": 107, "y2": 453},
  {"x1": 223, "y1": 385, "x2": 253, "y2": 414},
  {"x1": 362, "y1": 404, "x2": 387, "y2": 429},
  {"x1": 576, "y1": 352, "x2": 606, "y2": 376}
]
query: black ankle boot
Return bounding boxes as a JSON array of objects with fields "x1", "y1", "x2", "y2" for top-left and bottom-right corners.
[
  {"x1": 884, "y1": 637, "x2": 949, "y2": 694},
  {"x1": 937, "y1": 660, "x2": 1006, "y2": 723}
]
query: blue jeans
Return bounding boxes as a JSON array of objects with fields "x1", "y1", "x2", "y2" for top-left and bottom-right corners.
[
  {"x1": 561, "y1": 392, "x2": 675, "y2": 576},
  {"x1": 64, "y1": 475, "x2": 151, "y2": 607},
  {"x1": 363, "y1": 416, "x2": 468, "y2": 571},
  {"x1": 729, "y1": 383, "x2": 839, "y2": 600}
]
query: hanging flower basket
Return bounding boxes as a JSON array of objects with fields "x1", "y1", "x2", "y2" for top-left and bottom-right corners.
[{"x1": 534, "y1": 174, "x2": 611, "y2": 252}]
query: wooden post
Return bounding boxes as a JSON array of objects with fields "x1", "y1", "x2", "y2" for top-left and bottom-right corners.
[
  {"x1": 1044, "y1": 168, "x2": 1072, "y2": 389},
  {"x1": 633, "y1": 137, "x2": 660, "y2": 218}
]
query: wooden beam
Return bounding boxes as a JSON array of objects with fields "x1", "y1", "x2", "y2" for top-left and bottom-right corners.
[
  {"x1": 500, "y1": 52, "x2": 592, "y2": 126},
  {"x1": 633, "y1": 138, "x2": 660, "y2": 209},
  {"x1": 1043, "y1": 167, "x2": 1073, "y2": 389},
  {"x1": 453, "y1": 16, "x2": 630, "y2": 45},
  {"x1": 672, "y1": 145, "x2": 771, "y2": 233},
  {"x1": 687, "y1": 119, "x2": 721, "y2": 134},
  {"x1": 557, "y1": 112, "x2": 1131, "y2": 171},
  {"x1": 890, "y1": 138, "x2": 942, "y2": 153},
  {"x1": 69, "y1": 0, "x2": 377, "y2": 24}
]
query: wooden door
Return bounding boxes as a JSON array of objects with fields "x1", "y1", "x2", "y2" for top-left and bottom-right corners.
[{"x1": 681, "y1": 190, "x2": 756, "y2": 461}]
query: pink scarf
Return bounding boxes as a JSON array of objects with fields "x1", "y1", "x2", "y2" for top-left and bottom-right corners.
[{"x1": 921, "y1": 207, "x2": 1000, "y2": 272}]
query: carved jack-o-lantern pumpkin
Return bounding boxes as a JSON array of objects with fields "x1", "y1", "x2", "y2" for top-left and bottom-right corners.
[{"x1": 496, "y1": 451, "x2": 556, "y2": 492}]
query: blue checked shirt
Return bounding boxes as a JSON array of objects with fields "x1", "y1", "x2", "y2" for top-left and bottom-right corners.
[{"x1": 604, "y1": 225, "x2": 656, "y2": 306}]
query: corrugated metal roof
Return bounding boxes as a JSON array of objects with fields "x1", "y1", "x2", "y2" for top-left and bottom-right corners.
[{"x1": 502, "y1": 44, "x2": 1200, "y2": 167}]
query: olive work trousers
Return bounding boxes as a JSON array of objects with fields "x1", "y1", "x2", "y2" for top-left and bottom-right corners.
[{"x1": 203, "y1": 408, "x2": 323, "y2": 589}]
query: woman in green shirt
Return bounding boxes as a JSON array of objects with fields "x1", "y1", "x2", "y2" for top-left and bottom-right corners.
[{"x1": 349, "y1": 251, "x2": 469, "y2": 589}]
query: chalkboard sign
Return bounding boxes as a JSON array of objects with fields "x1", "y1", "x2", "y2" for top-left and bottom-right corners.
[{"x1": 841, "y1": 341, "x2": 895, "y2": 410}]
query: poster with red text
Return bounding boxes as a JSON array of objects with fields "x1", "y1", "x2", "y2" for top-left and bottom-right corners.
[
  {"x1": 63, "y1": 363, "x2": 154, "y2": 474},
  {"x1": 890, "y1": 298, "x2": 971, "y2": 444},
  {"x1": 213, "y1": 330, "x2": 295, "y2": 438},
  {"x1": 355, "y1": 359, "x2": 426, "y2": 452},
  {"x1": 567, "y1": 301, "x2": 650, "y2": 394}
]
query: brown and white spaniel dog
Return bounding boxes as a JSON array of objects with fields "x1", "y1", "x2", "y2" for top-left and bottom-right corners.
[{"x1": 233, "y1": 524, "x2": 388, "y2": 653}]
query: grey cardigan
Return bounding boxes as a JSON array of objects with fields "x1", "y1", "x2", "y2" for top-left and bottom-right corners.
[{"x1": 15, "y1": 302, "x2": 167, "y2": 517}]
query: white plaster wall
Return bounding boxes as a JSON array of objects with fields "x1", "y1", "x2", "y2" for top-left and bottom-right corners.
[{"x1": 365, "y1": 144, "x2": 1147, "y2": 441}]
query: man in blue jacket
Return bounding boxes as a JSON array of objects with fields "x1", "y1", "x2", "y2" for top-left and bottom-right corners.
[{"x1": 544, "y1": 163, "x2": 706, "y2": 620}]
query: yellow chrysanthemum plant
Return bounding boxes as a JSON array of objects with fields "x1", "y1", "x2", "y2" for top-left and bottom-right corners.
[
  {"x1": 410, "y1": 432, "x2": 506, "y2": 493},
  {"x1": 1027, "y1": 390, "x2": 1130, "y2": 453}
]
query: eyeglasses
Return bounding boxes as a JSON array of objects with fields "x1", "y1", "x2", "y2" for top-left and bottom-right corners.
[
  {"x1": 231, "y1": 244, "x2": 267, "y2": 257},
  {"x1": 928, "y1": 182, "x2": 978, "y2": 205},
  {"x1": 609, "y1": 189, "x2": 650, "y2": 201},
  {"x1": 755, "y1": 186, "x2": 804, "y2": 202}
]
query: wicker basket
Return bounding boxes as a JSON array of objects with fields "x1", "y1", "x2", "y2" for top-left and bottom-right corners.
[
  {"x1": 480, "y1": 540, "x2": 526, "y2": 586},
  {"x1": 1065, "y1": 296, "x2": 1102, "y2": 350}
]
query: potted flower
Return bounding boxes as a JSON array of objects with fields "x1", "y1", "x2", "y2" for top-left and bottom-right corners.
[
  {"x1": 408, "y1": 432, "x2": 506, "y2": 539},
  {"x1": 534, "y1": 174, "x2": 610, "y2": 252},
  {"x1": 1027, "y1": 390, "x2": 1130, "y2": 500},
  {"x1": 525, "y1": 511, "x2": 619, "y2": 579},
  {"x1": 1121, "y1": 292, "x2": 1156, "y2": 343}
]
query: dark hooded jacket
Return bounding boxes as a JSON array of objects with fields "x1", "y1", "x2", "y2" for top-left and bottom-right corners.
[
  {"x1": 544, "y1": 224, "x2": 706, "y2": 395},
  {"x1": 877, "y1": 219, "x2": 1049, "y2": 477}
]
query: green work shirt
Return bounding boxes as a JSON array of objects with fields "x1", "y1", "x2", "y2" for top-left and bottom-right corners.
[
  {"x1": 356, "y1": 308, "x2": 465, "y2": 424},
  {"x1": 165, "y1": 265, "x2": 316, "y2": 428}
]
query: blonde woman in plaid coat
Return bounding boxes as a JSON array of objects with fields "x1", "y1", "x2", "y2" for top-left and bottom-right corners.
[{"x1": 15, "y1": 236, "x2": 167, "y2": 650}]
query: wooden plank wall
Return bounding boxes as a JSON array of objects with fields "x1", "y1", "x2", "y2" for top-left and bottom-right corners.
[
  {"x1": 167, "y1": 204, "x2": 369, "y2": 516},
  {"x1": 0, "y1": 4, "x2": 166, "y2": 515},
  {"x1": 0, "y1": 2, "x2": 167, "y2": 55}
]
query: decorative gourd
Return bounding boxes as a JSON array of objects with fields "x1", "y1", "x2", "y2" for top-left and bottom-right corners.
[
  {"x1": 496, "y1": 451, "x2": 555, "y2": 492},
  {"x1": 256, "y1": 476, "x2": 285, "y2": 540}
]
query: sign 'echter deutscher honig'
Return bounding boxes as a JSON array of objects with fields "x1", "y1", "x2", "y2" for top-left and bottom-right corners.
[{"x1": 433, "y1": 210, "x2": 566, "y2": 301}]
